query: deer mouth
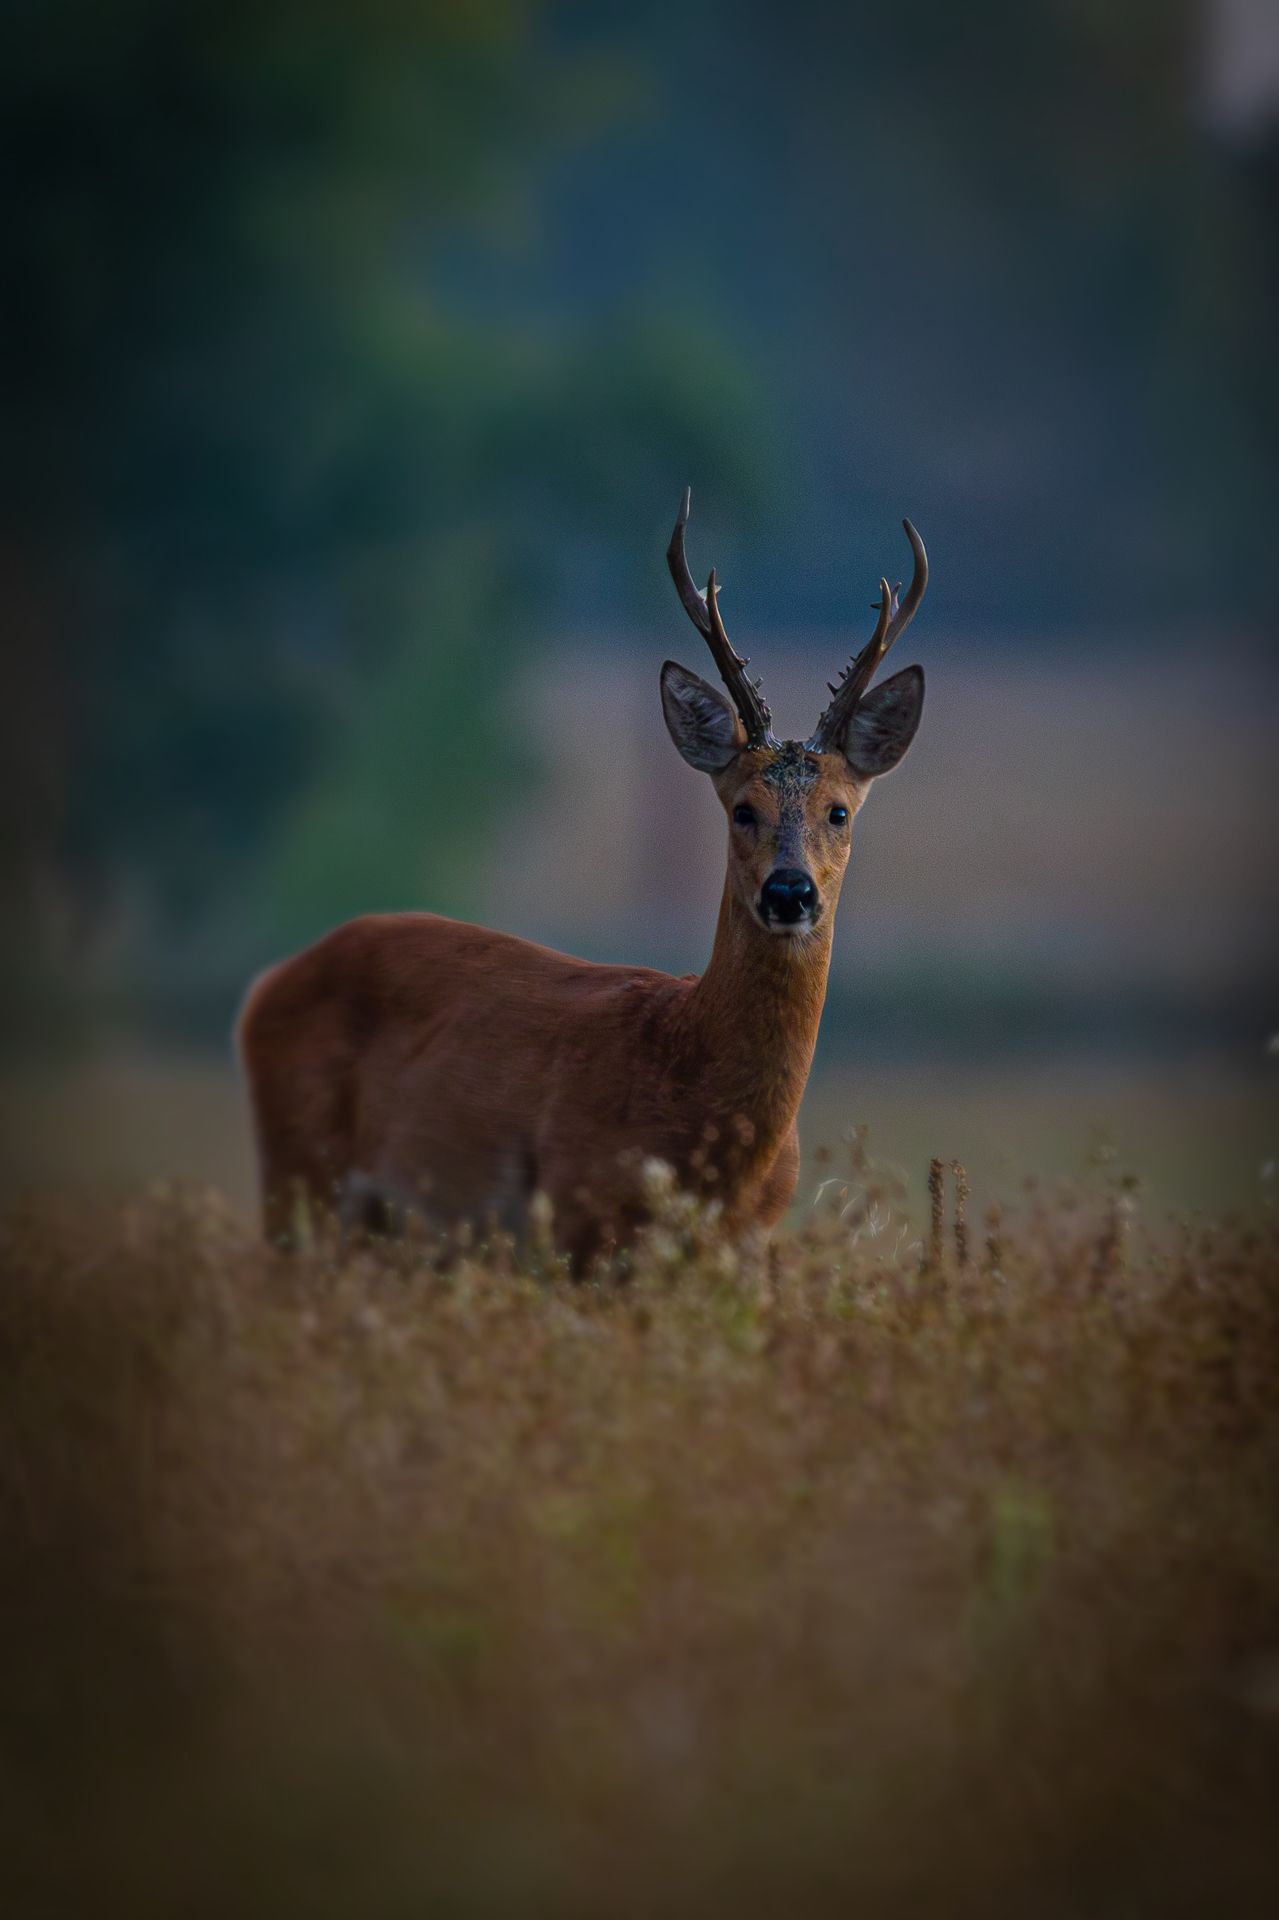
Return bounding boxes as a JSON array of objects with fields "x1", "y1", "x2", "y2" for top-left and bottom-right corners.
[{"x1": 755, "y1": 900, "x2": 823, "y2": 937}]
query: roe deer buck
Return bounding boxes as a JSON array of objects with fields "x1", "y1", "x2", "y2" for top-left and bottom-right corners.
[{"x1": 239, "y1": 490, "x2": 929, "y2": 1266}]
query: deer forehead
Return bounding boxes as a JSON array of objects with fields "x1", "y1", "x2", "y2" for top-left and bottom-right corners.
[
  {"x1": 732, "y1": 742, "x2": 849, "y2": 818},
  {"x1": 759, "y1": 741, "x2": 820, "y2": 790}
]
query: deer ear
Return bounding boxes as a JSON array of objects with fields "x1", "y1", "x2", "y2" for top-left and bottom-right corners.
[
  {"x1": 660, "y1": 660, "x2": 744, "y2": 772},
  {"x1": 841, "y1": 665, "x2": 925, "y2": 779}
]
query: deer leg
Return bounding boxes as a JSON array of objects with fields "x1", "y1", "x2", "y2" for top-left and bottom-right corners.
[{"x1": 755, "y1": 1126, "x2": 801, "y2": 1231}]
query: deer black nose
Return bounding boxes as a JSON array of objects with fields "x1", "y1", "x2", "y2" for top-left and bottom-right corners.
[{"x1": 759, "y1": 868, "x2": 818, "y2": 925}]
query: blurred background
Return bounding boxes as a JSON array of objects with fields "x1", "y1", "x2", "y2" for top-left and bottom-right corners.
[{"x1": 2, "y1": 0, "x2": 1276, "y2": 1215}]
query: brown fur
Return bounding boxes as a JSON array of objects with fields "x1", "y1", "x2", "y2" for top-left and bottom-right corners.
[{"x1": 238, "y1": 743, "x2": 875, "y2": 1268}]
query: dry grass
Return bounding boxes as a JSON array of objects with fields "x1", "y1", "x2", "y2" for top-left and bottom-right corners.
[{"x1": 2, "y1": 1149, "x2": 1278, "y2": 1919}]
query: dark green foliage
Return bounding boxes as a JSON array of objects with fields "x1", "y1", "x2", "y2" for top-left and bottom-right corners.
[
  {"x1": 3, "y1": 1, "x2": 1276, "y2": 1042},
  {"x1": 1, "y1": 1, "x2": 763, "y2": 973}
]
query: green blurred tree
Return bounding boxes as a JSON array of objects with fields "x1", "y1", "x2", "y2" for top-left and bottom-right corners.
[{"x1": 1, "y1": 0, "x2": 765, "y2": 1034}]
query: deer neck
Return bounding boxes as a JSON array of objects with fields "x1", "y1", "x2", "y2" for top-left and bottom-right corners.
[{"x1": 679, "y1": 881, "x2": 833, "y2": 1173}]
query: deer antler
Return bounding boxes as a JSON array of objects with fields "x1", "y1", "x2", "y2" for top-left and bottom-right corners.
[
  {"x1": 667, "y1": 488, "x2": 776, "y2": 748},
  {"x1": 806, "y1": 519, "x2": 928, "y2": 754}
]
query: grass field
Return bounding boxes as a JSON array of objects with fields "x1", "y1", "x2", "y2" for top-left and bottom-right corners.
[
  {"x1": 3, "y1": 1148, "x2": 1278, "y2": 1918},
  {"x1": 2, "y1": 1044, "x2": 1275, "y2": 1224}
]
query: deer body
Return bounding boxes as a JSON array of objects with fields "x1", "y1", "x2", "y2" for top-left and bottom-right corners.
[
  {"x1": 240, "y1": 493, "x2": 929, "y2": 1266},
  {"x1": 240, "y1": 890, "x2": 819, "y2": 1261}
]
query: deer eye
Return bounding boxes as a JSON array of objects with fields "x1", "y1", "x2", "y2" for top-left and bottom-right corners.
[
  {"x1": 732, "y1": 804, "x2": 756, "y2": 828},
  {"x1": 828, "y1": 805, "x2": 849, "y2": 827}
]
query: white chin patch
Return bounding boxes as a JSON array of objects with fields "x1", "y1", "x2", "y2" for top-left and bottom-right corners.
[{"x1": 758, "y1": 914, "x2": 815, "y2": 937}]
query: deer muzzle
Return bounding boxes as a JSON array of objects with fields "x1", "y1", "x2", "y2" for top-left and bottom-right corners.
[{"x1": 758, "y1": 867, "x2": 819, "y2": 931}]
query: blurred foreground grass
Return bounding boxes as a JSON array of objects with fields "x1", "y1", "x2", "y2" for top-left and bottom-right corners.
[{"x1": 2, "y1": 1160, "x2": 1278, "y2": 1918}]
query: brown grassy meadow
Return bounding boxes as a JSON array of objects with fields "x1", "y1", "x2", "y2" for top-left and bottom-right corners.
[{"x1": 2, "y1": 1147, "x2": 1278, "y2": 1919}]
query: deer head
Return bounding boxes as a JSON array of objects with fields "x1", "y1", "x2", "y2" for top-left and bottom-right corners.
[{"x1": 661, "y1": 488, "x2": 927, "y2": 938}]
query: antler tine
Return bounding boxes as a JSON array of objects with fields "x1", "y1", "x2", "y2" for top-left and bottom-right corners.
[
  {"x1": 888, "y1": 518, "x2": 928, "y2": 646},
  {"x1": 667, "y1": 489, "x2": 775, "y2": 747},
  {"x1": 807, "y1": 518, "x2": 928, "y2": 754},
  {"x1": 666, "y1": 486, "x2": 713, "y2": 637}
]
